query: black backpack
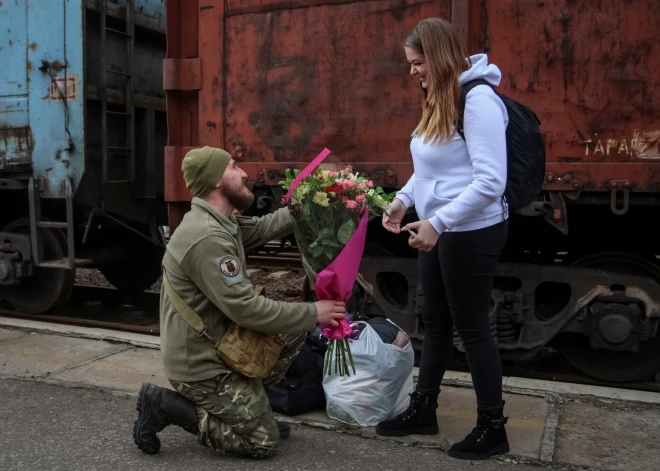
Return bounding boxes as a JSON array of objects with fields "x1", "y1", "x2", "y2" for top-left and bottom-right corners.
[{"x1": 457, "y1": 79, "x2": 545, "y2": 210}]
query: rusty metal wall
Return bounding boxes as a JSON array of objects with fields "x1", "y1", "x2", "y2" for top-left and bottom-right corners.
[
  {"x1": 483, "y1": 0, "x2": 660, "y2": 193},
  {"x1": 164, "y1": 0, "x2": 660, "y2": 230}
]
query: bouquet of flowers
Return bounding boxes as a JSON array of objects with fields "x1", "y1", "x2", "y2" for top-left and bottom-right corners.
[{"x1": 280, "y1": 148, "x2": 394, "y2": 376}]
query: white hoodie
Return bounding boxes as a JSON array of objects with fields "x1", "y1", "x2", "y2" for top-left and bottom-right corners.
[{"x1": 396, "y1": 54, "x2": 509, "y2": 234}]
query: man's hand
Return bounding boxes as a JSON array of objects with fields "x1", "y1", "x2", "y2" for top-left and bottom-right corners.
[
  {"x1": 401, "y1": 220, "x2": 440, "y2": 252},
  {"x1": 382, "y1": 198, "x2": 407, "y2": 234},
  {"x1": 315, "y1": 300, "x2": 346, "y2": 327}
]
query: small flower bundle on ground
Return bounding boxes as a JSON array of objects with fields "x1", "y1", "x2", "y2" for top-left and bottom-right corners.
[{"x1": 280, "y1": 149, "x2": 394, "y2": 376}]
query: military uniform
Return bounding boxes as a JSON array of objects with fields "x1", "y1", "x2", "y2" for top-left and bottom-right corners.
[{"x1": 155, "y1": 197, "x2": 317, "y2": 457}]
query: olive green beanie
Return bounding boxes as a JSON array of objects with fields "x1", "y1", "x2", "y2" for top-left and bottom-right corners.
[{"x1": 181, "y1": 146, "x2": 231, "y2": 199}]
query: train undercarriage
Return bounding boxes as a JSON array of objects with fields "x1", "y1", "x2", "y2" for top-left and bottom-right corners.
[
  {"x1": 0, "y1": 180, "x2": 167, "y2": 314},
  {"x1": 298, "y1": 189, "x2": 660, "y2": 384}
]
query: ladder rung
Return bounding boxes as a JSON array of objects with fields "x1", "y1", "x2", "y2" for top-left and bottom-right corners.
[
  {"x1": 106, "y1": 69, "x2": 132, "y2": 77},
  {"x1": 107, "y1": 111, "x2": 133, "y2": 116},
  {"x1": 37, "y1": 221, "x2": 67, "y2": 229},
  {"x1": 105, "y1": 27, "x2": 132, "y2": 38}
]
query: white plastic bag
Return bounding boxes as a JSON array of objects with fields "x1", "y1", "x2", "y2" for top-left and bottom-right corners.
[{"x1": 322, "y1": 321, "x2": 414, "y2": 427}]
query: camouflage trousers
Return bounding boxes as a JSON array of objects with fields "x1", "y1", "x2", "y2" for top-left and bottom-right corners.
[{"x1": 169, "y1": 332, "x2": 306, "y2": 459}]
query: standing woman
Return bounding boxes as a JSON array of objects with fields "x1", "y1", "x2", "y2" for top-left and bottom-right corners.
[{"x1": 376, "y1": 18, "x2": 510, "y2": 460}]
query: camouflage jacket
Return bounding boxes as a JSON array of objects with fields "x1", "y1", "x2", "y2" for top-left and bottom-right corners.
[{"x1": 160, "y1": 197, "x2": 317, "y2": 382}]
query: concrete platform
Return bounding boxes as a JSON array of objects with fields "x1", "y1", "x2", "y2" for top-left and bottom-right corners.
[
  {"x1": 0, "y1": 325, "x2": 658, "y2": 471},
  {"x1": 0, "y1": 379, "x2": 544, "y2": 471}
]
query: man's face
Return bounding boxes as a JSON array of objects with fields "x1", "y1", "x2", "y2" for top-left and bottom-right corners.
[{"x1": 219, "y1": 159, "x2": 254, "y2": 211}]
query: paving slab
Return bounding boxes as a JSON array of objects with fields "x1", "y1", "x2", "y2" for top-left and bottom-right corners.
[
  {"x1": 0, "y1": 328, "x2": 27, "y2": 342},
  {"x1": 556, "y1": 400, "x2": 660, "y2": 471},
  {"x1": 279, "y1": 387, "x2": 547, "y2": 459},
  {"x1": 51, "y1": 347, "x2": 170, "y2": 391},
  {"x1": 0, "y1": 333, "x2": 126, "y2": 378}
]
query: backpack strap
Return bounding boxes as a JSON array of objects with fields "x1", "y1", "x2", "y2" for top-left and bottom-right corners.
[
  {"x1": 162, "y1": 264, "x2": 217, "y2": 343},
  {"x1": 457, "y1": 78, "x2": 493, "y2": 141}
]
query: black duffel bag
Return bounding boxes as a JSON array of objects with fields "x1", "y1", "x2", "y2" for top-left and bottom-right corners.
[{"x1": 267, "y1": 334, "x2": 327, "y2": 416}]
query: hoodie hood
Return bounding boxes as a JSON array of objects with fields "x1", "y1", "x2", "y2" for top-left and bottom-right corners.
[{"x1": 459, "y1": 54, "x2": 502, "y2": 87}]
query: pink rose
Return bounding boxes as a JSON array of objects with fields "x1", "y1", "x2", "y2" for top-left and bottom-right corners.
[
  {"x1": 328, "y1": 171, "x2": 338, "y2": 177},
  {"x1": 343, "y1": 180, "x2": 356, "y2": 189},
  {"x1": 341, "y1": 196, "x2": 349, "y2": 203},
  {"x1": 355, "y1": 194, "x2": 366, "y2": 203},
  {"x1": 357, "y1": 182, "x2": 366, "y2": 191},
  {"x1": 367, "y1": 181, "x2": 374, "y2": 188},
  {"x1": 345, "y1": 200, "x2": 358, "y2": 209}
]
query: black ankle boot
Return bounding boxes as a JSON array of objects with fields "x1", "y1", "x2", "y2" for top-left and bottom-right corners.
[
  {"x1": 448, "y1": 402, "x2": 510, "y2": 460},
  {"x1": 133, "y1": 383, "x2": 198, "y2": 455},
  {"x1": 375, "y1": 391, "x2": 439, "y2": 437}
]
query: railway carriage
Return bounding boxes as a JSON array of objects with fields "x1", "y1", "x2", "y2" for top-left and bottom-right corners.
[
  {"x1": 0, "y1": 0, "x2": 168, "y2": 313},
  {"x1": 3, "y1": 0, "x2": 660, "y2": 384}
]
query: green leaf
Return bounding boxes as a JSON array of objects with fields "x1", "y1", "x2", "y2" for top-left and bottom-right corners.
[
  {"x1": 317, "y1": 227, "x2": 334, "y2": 241},
  {"x1": 323, "y1": 245, "x2": 335, "y2": 260},
  {"x1": 337, "y1": 219, "x2": 356, "y2": 244},
  {"x1": 321, "y1": 239, "x2": 341, "y2": 247},
  {"x1": 309, "y1": 241, "x2": 318, "y2": 248},
  {"x1": 303, "y1": 204, "x2": 311, "y2": 218},
  {"x1": 309, "y1": 244, "x2": 324, "y2": 258}
]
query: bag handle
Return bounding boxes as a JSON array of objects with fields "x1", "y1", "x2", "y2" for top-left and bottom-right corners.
[{"x1": 162, "y1": 265, "x2": 218, "y2": 344}]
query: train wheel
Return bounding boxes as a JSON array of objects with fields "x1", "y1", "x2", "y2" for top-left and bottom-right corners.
[
  {"x1": 0, "y1": 218, "x2": 75, "y2": 314},
  {"x1": 98, "y1": 243, "x2": 164, "y2": 295},
  {"x1": 554, "y1": 252, "x2": 660, "y2": 382}
]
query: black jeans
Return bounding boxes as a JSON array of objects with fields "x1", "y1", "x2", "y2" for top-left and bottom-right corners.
[{"x1": 416, "y1": 221, "x2": 508, "y2": 412}]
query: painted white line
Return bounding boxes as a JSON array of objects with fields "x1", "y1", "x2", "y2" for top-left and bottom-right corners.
[
  {"x1": 539, "y1": 402, "x2": 560, "y2": 462},
  {"x1": 0, "y1": 317, "x2": 160, "y2": 349},
  {"x1": 505, "y1": 377, "x2": 660, "y2": 404},
  {"x1": 413, "y1": 367, "x2": 660, "y2": 405}
]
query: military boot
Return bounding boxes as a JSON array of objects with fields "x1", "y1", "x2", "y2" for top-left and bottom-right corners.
[
  {"x1": 448, "y1": 401, "x2": 510, "y2": 460},
  {"x1": 375, "y1": 391, "x2": 439, "y2": 437},
  {"x1": 133, "y1": 383, "x2": 198, "y2": 455}
]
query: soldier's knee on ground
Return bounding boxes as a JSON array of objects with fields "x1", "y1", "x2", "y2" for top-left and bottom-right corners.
[{"x1": 246, "y1": 439, "x2": 279, "y2": 459}]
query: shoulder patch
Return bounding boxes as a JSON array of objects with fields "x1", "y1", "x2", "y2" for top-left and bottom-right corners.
[
  {"x1": 215, "y1": 255, "x2": 244, "y2": 287},
  {"x1": 218, "y1": 256, "x2": 240, "y2": 277}
]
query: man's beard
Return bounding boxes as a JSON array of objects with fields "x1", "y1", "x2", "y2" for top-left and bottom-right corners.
[{"x1": 224, "y1": 181, "x2": 255, "y2": 212}]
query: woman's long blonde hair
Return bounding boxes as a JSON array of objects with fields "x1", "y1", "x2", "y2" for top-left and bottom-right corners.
[{"x1": 406, "y1": 18, "x2": 471, "y2": 144}]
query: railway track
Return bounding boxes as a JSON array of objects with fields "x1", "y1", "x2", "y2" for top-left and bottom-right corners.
[{"x1": 246, "y1": 242, "x2": 305, "y2": 272}]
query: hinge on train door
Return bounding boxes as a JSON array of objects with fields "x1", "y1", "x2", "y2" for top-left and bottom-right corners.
[
  {"x1": 163, "y1": 58, "x2": 202, "y2": 91},
  {"x1": 608, "y1": 180, "x2": 631, "y2": 215}
]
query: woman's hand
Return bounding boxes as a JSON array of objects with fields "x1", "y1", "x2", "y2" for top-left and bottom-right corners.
[
  {"x1": 401, "y1": 220, "x2": 439, "y2": 252},
  {"x1": 382, "y1": 198, "x2": 407, "y2": 234}
]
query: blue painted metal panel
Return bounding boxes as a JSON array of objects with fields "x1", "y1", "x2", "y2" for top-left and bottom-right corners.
[
  {"x1": 0, "y1": 1, "x2": 28, "y2": 96},
  {"x1": 27, "y1": 0, "x2": 85, "y2": 199},
  {"x1": 0, "y1": 0, "x2": 32, "y2": 172}
]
